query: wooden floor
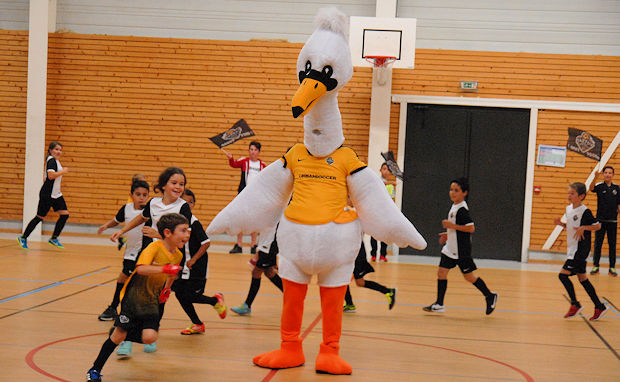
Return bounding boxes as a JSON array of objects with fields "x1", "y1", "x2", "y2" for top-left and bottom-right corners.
[{"x1": 0, "y1": 238, "x2": 618, "y2": 381}]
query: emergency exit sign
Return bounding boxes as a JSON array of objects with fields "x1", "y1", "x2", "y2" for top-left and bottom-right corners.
[{"x1": 460, "y1": 81, "x2": 478, "y2": 91}]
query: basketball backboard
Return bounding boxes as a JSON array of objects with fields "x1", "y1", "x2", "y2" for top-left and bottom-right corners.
[{"x1": 349, "y1": 16, "x2": 416, "y2": 69}]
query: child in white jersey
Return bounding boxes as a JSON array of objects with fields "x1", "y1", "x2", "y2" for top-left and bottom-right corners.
[
  {"x1": 97, "y1": 180, "x2": 150, "y2": 321},
  {"x1": 423, "y1": 178, "x2": 498, "y2": 315},
  {"x1": 18, "y1": 141, "x2": 70, "y2": 249},
  {"x1": 554, "y1": 182, "x2": 607, "y2": 320},
  {"x1": 110, "y1": 166, "x2": 193, "y2": 354}
]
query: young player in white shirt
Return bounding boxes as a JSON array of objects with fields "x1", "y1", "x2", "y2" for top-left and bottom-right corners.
[
  {"x1": 423, "y1": 178, "x2": 498, "y2": 315},
  {"x1": 554, "y1": 182, "x2": 607, "y2": 320}
]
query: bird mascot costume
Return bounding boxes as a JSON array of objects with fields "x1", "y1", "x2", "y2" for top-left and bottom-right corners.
[{"x1": 207, "y1": 7, "x2": 427, "y2": 375}]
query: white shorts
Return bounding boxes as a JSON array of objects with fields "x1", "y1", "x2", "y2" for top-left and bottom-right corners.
[{"x1": 277, "y1": 217, "x2": 362, "y2": 287}]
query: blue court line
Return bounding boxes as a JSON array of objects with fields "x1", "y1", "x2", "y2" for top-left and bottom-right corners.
[
  {"x1": 0, "y1": 283, "x2": 62, "y2": 304},
  {"x1": 0, "y1": 268, "x2": 109, "y2": 304}
]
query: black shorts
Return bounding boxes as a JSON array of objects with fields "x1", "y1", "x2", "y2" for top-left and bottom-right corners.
[
  {"x1": 36, "y1": 195, "x2": 67, "y2": 217},
  {"x1": 122, "y1": 259, "x2": 137, "y2": 276},
  {"x1": 439, "y1": 254, "x2": 478, "y2": 274},
  {"x1": 172, "y1": 278, "x2": 206, "y2": 296},
  {"x1": 353, "y1": 243, "x2": 374, "y2": 279},
  {"x1": 114, "y1": 311, "x2": 160, "y2": 332},
  {"x1": 256, "y1": 239, "x2": 278, "y2": 269},
  {"x1": 562, "y1": 259, "x2": 587, "y2": 275}
]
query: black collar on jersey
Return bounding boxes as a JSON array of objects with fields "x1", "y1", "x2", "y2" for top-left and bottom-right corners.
[{"x1": 298, "y1": 61, "x2": 338, "y2": 91}]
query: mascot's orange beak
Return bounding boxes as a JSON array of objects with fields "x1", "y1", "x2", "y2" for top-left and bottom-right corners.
[{"x1": 291, "y1": 78, "x2": 327, "y2": 118}]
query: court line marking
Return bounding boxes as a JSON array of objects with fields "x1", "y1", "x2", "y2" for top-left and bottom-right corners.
[
  {"x1": 0, "y1": 277, "x2": 117, "y2": 320},
  {"x1": 0, "y1": 266, "x2": 110, "y2": 303},
  {"x1": 562, "y1": 294, "x2": 619, "y2": 360},
  {"x1": 25, "y1": 325, "x2": 535, "y2": 382},
  {"x1": 602, "y1": 296, "x2": 619, "y2": 312}
]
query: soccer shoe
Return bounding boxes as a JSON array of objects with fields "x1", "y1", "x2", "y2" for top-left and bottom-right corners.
[
  {"x1": 231, "y1": 302, "x2": 251, "y2": 315},
  {"x1": 181, "y1": 323, "x2": 205, "y2": 335},
  {"x1": 563, "y1": 304, "x2": 583, "y2": 318},
  {"x1": 213, "y1": 293, "x2": 227, "y2": 319},
  {"x1": 343, "y1": 304, "x2": 356, "y2": 313},
  {"x1": 422, "y1": 303, "x2": 445, "y2": 313},
  {"x1": 86, "y1": 368, "x2": 102, "y2": 382},
  {"x1": 379, "y1": 256, "x2": 388, "y2": 262},
  {"x1": 48, "y1": 238, "x2": 64, "y2": 248},
  {"x1": 116, "y1": 341, "x2": 132, "y2": 356},
  {"x1": 485, "y1": 293, "x2": 498, "y2": 315},
  {"x1": 143, "y1": 342, "x2": 157, "y2": 353},
  {"x1": 117, "y1": 236, "x2": 127, "y2": 250},
  {"x1": 251, "y1": 245, "x2": 258, "y2": 254},
  {"x1": 590, "y1": 266, "x2": 599, "y2": 275},
  {"x1": 609, "y1": 268, "x2": 618, "y2": 277},
  {"x1": 589, "y1": 306, "x2": 608, "y2": 321},
  {"x1": 386, "y1": 288, "x2": 396, "y2": 310},
  {"x1": 229, "y1": 244, "x2": 242, "y2": 254},
  {"x1": 17, "y1": 236, "x2": 28, "y2": 250},
  {"x1": 98, "y1": 306, "x2": 117, "y2": 321}
]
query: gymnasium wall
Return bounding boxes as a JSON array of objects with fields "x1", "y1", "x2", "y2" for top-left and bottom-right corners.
[
  {"x1": 1, "y1": 29, "x2": 619, "y2": 254},
  {"x1": 0, "y1": 30, "x2": 27, "y2": 220},
  {"x1": 389, "y1": 50, "x2": 620, "y2": 253},
  {"x1": 0, "y1": 30, "x2": 372, "y2": 226},
  {"x1": 3, "y1": 1, "x2": 619, "y2": 55}
]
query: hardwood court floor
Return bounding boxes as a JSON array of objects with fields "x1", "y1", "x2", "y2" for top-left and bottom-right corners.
[{"x1": 0, "y1": 238, "x2": 618, "y2": 381}]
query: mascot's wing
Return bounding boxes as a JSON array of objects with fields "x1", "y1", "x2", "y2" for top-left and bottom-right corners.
[
  {"x1": 207, "y1": 161, "x2": 293, "y2": 236},
  {"x1": 348, "y1": 167, "x2": 427, "y2": 250}
]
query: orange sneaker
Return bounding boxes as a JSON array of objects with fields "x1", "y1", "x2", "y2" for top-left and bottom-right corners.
[
  {"x1": 181, "y1": 323, "x2": 205, "y2": 335},
  {"x1": 213, "y1": 293, "x2": 227, "y2": 319}
]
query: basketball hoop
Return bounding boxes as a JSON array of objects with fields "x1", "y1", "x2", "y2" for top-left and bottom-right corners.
[
  {"x1": 365, "y1": 56, "x2": 396, "y2": 86},
  {"x1": 364, "y1": 56, "x2": 397, "y2": 68}
]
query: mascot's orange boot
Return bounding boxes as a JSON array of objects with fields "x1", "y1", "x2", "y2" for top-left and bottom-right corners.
[
  {"x1": 253, "y1": 279, "x2": 307, "y2": 369},
  {"x1": 315, "y1": 285, "x2": 351, "y2": 375}
]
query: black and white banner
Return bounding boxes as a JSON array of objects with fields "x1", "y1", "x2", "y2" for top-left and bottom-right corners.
[
  {"x1": 209, "y1": 119, "x2": 255, "y2": 148},
  {"x1": 566, "y1": 128, "x2": 603, "y2": 161},
  {"x1": 381, "y1": 151, "x2": 405, "y2": 181}
]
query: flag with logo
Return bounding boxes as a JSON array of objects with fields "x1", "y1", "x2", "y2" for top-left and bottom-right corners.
[
  {"x1": 381, "y1": 151, "x2": 405, "y2": 181},
  {"x1": 209, "y1": 119, "x2": 255, "y2": 148},
  {"x1": 566, "y1": 128, "x2": 603, "y2": 161}
]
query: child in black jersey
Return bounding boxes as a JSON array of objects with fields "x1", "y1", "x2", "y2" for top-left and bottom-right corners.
[
  {"x1": 96, "y1": 180, "x2": 150, "y2": 321},
  {"x1": 343, "y1": 241, "x2": 396, "y2": 313},
  {"x1": 18, "y1": 141, "x2": 70, "y2": 249},
  {"x1": 555, "y1": 182, "x2": 607, "y2": 320},
  {"x1": 423, "y1": 178, "x2": 498, "y2": 315},
  {"x1": 231, "y1": 223, "x2": 283, "y2": 315},
  {"x1": 173, "y1": 189, "x2": 227, "y2": 335}
]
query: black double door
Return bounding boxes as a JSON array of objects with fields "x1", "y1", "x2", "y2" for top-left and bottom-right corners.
[{"x1": 400, "y1": 104, "x2": 530, "y2": 261}]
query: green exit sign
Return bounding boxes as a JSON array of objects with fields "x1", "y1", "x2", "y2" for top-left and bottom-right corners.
[{"x1": 460, "y1": 81, "x2": 478, "y2": 91}]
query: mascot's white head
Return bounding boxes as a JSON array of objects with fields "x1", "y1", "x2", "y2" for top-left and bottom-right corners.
[{"x1": 292, "y1": 8, "x2": 353, "y2": 157}]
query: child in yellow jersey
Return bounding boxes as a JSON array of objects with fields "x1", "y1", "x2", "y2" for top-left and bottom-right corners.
[{"x1": 86, "y1": 213, "x2": 189, "y2": 382}]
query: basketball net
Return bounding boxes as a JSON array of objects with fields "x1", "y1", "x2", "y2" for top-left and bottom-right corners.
[{"x1": 364, "y1": 56, "x2": 396, "y2": 86}]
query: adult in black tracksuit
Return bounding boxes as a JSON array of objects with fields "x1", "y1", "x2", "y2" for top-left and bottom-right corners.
[{"x1": 590, "y1": 166, "x2": 620, "y2": 276}]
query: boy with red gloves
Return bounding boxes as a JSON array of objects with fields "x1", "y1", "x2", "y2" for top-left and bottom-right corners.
[{"x1": 86, "y1": 213, "x2": 189, "y2": 382}]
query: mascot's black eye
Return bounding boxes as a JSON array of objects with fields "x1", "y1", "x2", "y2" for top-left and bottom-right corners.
[
  {"x1": 305, "y1": 61, "x2": 312, "y2": 73},
  {"x1": 322, "y1": 65, "x2": 333, "y2": 77}
]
